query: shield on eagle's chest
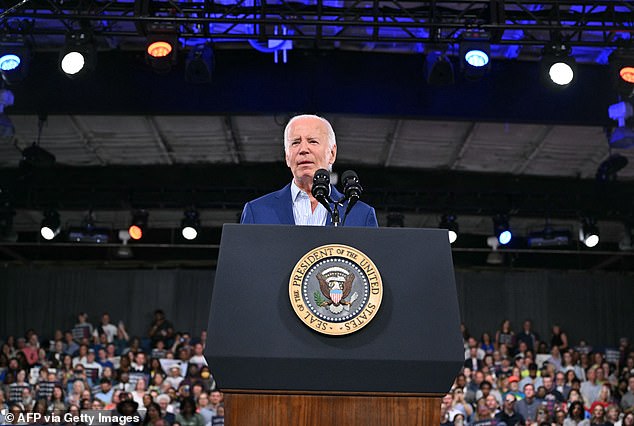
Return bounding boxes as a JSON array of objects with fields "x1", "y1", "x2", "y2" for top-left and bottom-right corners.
[{"x1": 330, "y1": 287, "x2": 343, "y2": 304}]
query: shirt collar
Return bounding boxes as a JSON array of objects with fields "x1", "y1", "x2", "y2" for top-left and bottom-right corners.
[{"x1": 290, "y1": 180, "x2": 310, "y2": 201}]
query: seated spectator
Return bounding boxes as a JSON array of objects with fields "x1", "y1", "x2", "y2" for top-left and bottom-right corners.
[
  {"x1": 93, "y1": 313, "x2": 118, "y2": 343},
  {"x1": 495, "y1": 393, "x2": 525, "y2": 426},
  {"x1": 189, "y1": 344, "x2": 206, "y2": 369},
  {"x1": 149, "y1": 310, "x2": 174, "y2": 346},
  {"x1": 582, "y1": 366, "x2": 602, "y2": 405},
  {"x1": 211, "y1": 405, "x2": 224, "y2": 426},
  {"x1": 605, "y1": 404, "x2": 621, "y2": 426},
  {"x1": 165, "y1": 366, "x2": 183, "y2": 390},
  {"x1": 72, "y1": 313, "x2": 93, "y2": 343},
  {"x1": 620, "y1": 376, "x2": 634, "y2": 412},
  {"x1": 516, "y1": 383, "x2": 542, "y2": 423},
  {"x1": 48, "y1": 384, "x2": 66, "y2": 415},
  {"x1": 208, "y1": 390, "x2": 223, "y2": 417},
  {"x1": 175, "y1": 397, "x2": 205, "y2": 426},
  {"x1": 589, "y1": 402, "x2": 608, "y2": 425},
  {"x1": 8, "y1": 369, "x2": 30, "y2": 404},
  {"x1": 94, "y1": 378, "x2": 115, "y2": 404},
  {"x1": 472, "y1": 398, "x2": 495, "y2": 425},
  {"x1": 143, "y1": 401, "x2": 163, "y2": 426}
]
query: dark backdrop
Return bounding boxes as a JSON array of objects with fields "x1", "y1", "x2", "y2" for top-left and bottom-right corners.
[{"x1": 1, "y1": 268, "x2": 632, "y2": 347}]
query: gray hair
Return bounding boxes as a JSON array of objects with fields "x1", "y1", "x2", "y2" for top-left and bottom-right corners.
[{"x1": 283, "y1": 114, "x2": 336, "y2": 153}]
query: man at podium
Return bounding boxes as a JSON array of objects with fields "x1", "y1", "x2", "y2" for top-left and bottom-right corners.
[{"x1": 240, "y1": 114, "x2": 378, "y2": 227}]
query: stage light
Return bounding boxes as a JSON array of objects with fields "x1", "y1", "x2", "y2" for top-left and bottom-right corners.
[
  {"x1": 459, "y1": 31, "x2": 491, "y2": 80},
  {"x1": 609, "y1": 49, "x2": 634, "y2": 97},
  {"x1": 59, "y1": 32, "x2": 96, "y2": 78},
  {"x1": 128, "y1": 210, "x2": 148, "y2": 241},
  {"x1": 579, "y1": 218, "x2": 599, "y2": 248},
  {"x1": 541, "y1": 43, "x2": 576, "y2": 88},
  {"x1": 596, "y1": 153, "x2": 628, "y2": 182},
  {"x1": 493, "y1": 215, "x2": 512, "y2": 245},
  {"x1": 0, "y1": 37, "x2": 29, "y2": 84},
  {"x1": 608, "y1": 101, "x2": 634, "y2": 149},
  {"x1": 145, "y1": 25, "x2": 178, "y2": 74},
  {"x1": 40, "y1": 210, "x2": 61, "y2": 240},
  {"x1": 486, "y1": 236, "x2": 504, "y2": 265},
  {"x1": 439, "y1": 214, "x2": 459, "y2": 244},
  {"x1": 185, "y1": 43, "x2": 214, "y2": 84},
  {"x1": 426, "y1": 50, "x2": 454, "y2": 86},
  {"x1": 181, "y1": 208, "x2": 200, "y2": 240}
]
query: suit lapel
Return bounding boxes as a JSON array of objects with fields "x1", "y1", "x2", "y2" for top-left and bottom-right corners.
[{"x1": 275, "y1": 184, "x2": 295, "y2": 225}]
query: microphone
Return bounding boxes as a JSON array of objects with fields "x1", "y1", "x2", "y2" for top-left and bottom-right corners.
[
  {"x1": 311, "y1": 168, "x2": 331, "y2": 202},
  {"x1": 342, "y1": 170, "x2": 363, "y2": 217},
  {"x1": 311, "y1": 169, "x2": 338, "y2": 225}
]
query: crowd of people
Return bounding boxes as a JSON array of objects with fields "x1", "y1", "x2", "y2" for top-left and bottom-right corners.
[
  {"x1": 442, "y1": 320, "x2": 634, "y2": 426},
  {"x1": 2, "y1": 312, "x2": 632, "y2": 426},
  {"x1": 0, "y1": 310, "x2": 223, "y2": 425}
]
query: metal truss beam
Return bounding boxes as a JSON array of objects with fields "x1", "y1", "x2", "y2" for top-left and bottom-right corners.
[{"x1": 1, "y1": 0, "x2": 632, "y2": 48}]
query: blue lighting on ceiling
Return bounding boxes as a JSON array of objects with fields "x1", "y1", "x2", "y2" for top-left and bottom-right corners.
[{"x1": 0, "y1": 54, "x2": 21, "y2": 71}]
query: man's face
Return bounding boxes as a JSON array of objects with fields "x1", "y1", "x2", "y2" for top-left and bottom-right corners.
[
  {"x1": 485, "y1": 395, "x2": 498, "y2": 411},
  {"x1": 524, "y1": 384, "x2": 535, "y2": 399},
  {"x1": 285, "y1": 117, "x2": 336, "y2": 186},
  {"x1": 543, "y1": 376, "x2": 553, "y2": 390},
  {"x1": 503, "y1": 396, "x2": 516, "y2": 412},
  {"x1": 210, "y1": 391, "x2": 222, "y2": 404}
]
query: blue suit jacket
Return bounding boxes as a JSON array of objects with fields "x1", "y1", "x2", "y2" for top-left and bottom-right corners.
[{"x1": 240, "y1": 184, "x2": 378, "y2": 227}]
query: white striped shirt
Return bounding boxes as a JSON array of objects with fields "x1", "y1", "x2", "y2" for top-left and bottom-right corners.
[{"x1": 291, "y1": 181, "x2": 328, "y2": 226}]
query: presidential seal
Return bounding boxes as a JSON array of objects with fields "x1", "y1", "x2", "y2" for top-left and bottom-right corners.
[{"x1": 289, "y1": 244, "x2": 383, "y2": 336}]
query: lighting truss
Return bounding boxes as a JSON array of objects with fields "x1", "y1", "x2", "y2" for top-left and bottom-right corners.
[{"x1": 0, "y1": 1, "x2": 632, "y2": 50}]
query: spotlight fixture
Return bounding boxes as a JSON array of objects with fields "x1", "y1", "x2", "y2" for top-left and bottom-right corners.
[
  {"x1": 486, "y1": 236, "x2": 504, "y2": 265},
  {"x1": 146, "y1": 25, "x2": 178, "y2": 74},
  {"x1": 40, "y1": 210, "x2": 61, "y2": 240},
  {"x1": 386, "y1": 212, "x2": 404, "y2": 227},
  {"x1": 128, "y1": 210, "x2": 148, "y2": 241},
  {"x1": 527, "y1": 224, "x2": 571, "y2": 248},
  {"x1": 439, "y1": 214, "x2": 459, "y2": 244},
  {"x1": 541, "y1": 42, "x2": 576, "y2": 88},
  {"x1": 579, "y1": 218, "x2": 600, "y2": 248},
  {"x1": 68, "y1": 211, "x2": 110, "y2": 243},
  {"x1": 59, "y1": 32, "x2": 96, "y2": 78},
  {"x1": 19, "y1": 114, "x2": 55, "y2": 168},
  {"x1": 596, "y1": 153, "x2": 628, "y2": 182},
  {"x1": 116, "y1": 229, "x2": 134, "y2": 258},
  {"x1": 0, "y1": 37, "x2": 30, "y2": 85},
  {"x1": 608, "y1": 101, "x2": 634, "y2": 149},
  {"x1": 609, "y1": 49, "x2": 634, "y2": 97},
  {"x1": 185, "y1": 43, "x2": 214, "y2": 84},
  {"x1": 181, "y1": 208, "x2": 200, "y2": 240},
  {"x1": 459, "y1": 30, "x2": 491, "y2": 80},
  {"x1": 493, "y1": 215, "x2": 512, "y2": 245},
  {"x1": 426, "y1": 50, "x2": 454, "y2": 86}
]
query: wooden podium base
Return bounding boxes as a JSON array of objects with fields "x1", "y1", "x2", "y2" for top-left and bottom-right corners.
[{"x1": 224, "y1": 390, "x2": 441, "y2": 426}]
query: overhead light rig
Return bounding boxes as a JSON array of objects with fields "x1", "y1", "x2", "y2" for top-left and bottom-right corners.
[{"x1": 0, "y1": 1, "x2": 632, "y2": 49}]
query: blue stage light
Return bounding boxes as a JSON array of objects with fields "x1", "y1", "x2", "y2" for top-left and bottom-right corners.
[
  {"x1": 459, "y1": 31, "x2": 491, "y2": 80},
  {"x1": 498, "y1": 230, "x2": 512, "y2": 245},
  {"x1": 464, "y1": 50, "x2": 489, "y2": 68},
  {"x1": 0, "y1": 54, "x2": 20, "y2": 71},
  {"x1": 493, "y1": 215, "x2": 512, "y2": 245}
]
